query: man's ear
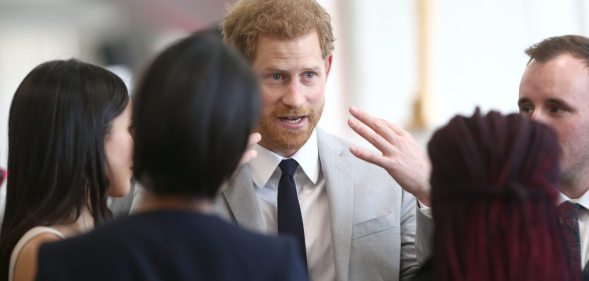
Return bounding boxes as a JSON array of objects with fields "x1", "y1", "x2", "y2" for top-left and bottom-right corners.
[{"x1": 325, "y1": 54, "x2": 333, "y2": 79}]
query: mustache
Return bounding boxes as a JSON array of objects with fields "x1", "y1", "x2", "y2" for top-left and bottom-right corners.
[{"x1": 270, "y1": 108, "x2": 313, "y2": 118}]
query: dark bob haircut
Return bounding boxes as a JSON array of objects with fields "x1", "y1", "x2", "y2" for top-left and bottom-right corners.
[
  {"x1": 0, "y1": 59, "x2": 129, "y2": 279},
  {"x1": 427, "y1": 109, "x2": 573, "y2": 281},
  {"x1": 132, "y1": 29, "x2": 260, "y2": 199}
]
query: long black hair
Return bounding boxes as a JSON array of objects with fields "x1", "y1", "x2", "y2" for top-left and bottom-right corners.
[
  {"x1": 0, "y1": 59, "x2": 129, "y2": 280},
  {"x1": 132, "y1": 29, "x2": 260, "y2": 198}
]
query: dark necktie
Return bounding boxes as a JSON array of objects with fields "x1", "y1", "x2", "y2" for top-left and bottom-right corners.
[
  {"x1": 277, "y1": 159, "x2": 307, "y2": 267},
  {"x1": 559, "y1": 201, "x2": 582, "y2": 274}
]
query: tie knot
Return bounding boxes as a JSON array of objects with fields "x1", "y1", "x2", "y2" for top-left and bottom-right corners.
[
  {"x1": 558, "y1": 201, "x2": 580, "y2": 219},
  {"x1": 279, "y1": 159, "x2": 298, "y2": 177}
]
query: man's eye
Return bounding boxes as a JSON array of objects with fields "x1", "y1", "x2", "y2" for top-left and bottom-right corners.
[
  {"x1": 518, "y1": 105, "x2": 533, "y2": 115},
  {"x1": 549, "y1": 106, "x2": 566, "y2": 114},
  {"x1": 272, "y1": 74, "x2": 282, "y2": 80},
  {"x1": 304, "y1": 72, "x2": 316, "y2": 79}
]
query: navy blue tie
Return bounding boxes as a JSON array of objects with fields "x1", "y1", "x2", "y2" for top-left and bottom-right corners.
[
  {"x1": 559, "y1": 201, "x2": 582, "y2": 275},
  {"x1": 277, "y1": 159, "x2": 307, "y2": 267}
]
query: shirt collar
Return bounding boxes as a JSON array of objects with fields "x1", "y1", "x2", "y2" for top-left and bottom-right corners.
[
  {"x1": 250, "y1": 130, "x2": 320, "y2": 188},
  {"x1": 558, "y1": 189, "x2": 589, "y2": 210}
]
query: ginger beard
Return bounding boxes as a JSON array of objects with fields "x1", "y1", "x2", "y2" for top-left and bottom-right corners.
[{"x1": 257, "y1": 103, "x2": 323, "y2": 154}]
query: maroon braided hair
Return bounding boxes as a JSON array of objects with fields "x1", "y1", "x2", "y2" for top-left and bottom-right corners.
[{"x1": 428, "y1": 109, "x2": 577, "y2": 281}]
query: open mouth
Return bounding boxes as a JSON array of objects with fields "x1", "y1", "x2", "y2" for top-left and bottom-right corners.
[
  {"x1": 279, "y1": 115, "x2": 307, "y2": 124},
  {"x1": 277, "y1": 115, "x2": 309, "y2": 129}
]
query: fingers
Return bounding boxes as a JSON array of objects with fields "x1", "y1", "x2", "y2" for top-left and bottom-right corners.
[
  {"x1": 349, "y1": 145, "x2": 387, "y2": 168},
  {"x1": 349, "y1": 106, "x2": 402, "y2": 154},
  {"x1": 239, "y1": 150, "x2": 258, "y2": 166},
  {"x1": 239, "y1": 132, "x2": 262, "y2": 166},
  {"x1": 248, "y1": 132, "x2": 262, "y2": 147},
  {"x1": 349, "y1": 106, "x2": 399, "y2": 144},
  {"x1": 348, "y1": 118, "x2": 392, "y2": 155},
  {"x1": 385, "y1": 121, "x2": 405, "y2": 136}
]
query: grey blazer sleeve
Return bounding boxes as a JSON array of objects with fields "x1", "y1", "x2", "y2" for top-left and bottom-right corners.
[
  {"x1": 416, "y1": 206, "x2": 434, "y2": 264},
  {"x1": 399, "y1": 190, "x2": 419, "y2": 281}
]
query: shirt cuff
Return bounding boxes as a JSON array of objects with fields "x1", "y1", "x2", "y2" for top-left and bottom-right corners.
[{"x1": 417, "y1": 200, "x2": 432, "y2": 218}]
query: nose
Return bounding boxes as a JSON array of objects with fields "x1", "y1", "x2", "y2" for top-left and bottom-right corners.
[
  {"x1": 529, "y1": 110, "x2": 548, "y2": 124},
  {"x1": 281, "y1": 80, "x2": 305, "y2": 108}
]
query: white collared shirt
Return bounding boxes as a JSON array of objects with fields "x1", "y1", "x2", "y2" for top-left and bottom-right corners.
[
  {"x1": 250, "y1": 130, "x2": 335, "y2": 281},
  {"x1": 558, "y1": 190, "x2": 589, "y2": 269}
]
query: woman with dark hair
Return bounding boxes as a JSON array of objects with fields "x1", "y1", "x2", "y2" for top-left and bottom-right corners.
[
  {"x1": 34, "y1": 30, "x2": 307, "y2": 281},
  {"x1": 412, "y1": 110, "x2": 576, "y2": 281},
  {"x1": 0, "y1": 59, "x2": 133, "y2": 281}
]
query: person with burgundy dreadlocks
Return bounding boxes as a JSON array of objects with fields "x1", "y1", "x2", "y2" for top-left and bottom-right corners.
[{"x1": 409, "y1": 110, "x2": 576, "y2": 281}]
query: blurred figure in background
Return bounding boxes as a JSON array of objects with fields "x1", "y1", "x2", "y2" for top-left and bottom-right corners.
[
  {"x1": 0, "y1": 59, "x2": 133, "y2": 281},
  {"x1": 412, "y1": 110, "x2": 576, "y2": 281},
  {"x1": 35, "y1": 30, "x2": 307, "y2": 281}
]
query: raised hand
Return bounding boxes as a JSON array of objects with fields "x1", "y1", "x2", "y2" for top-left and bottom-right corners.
[{"x1": 348, "y1": 106, "x2": 431, "y2": 206}]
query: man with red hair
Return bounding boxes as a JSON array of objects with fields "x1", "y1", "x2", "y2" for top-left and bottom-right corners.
[{"x1": 219, "y1": 0, "x2": 433, "y2": 280}]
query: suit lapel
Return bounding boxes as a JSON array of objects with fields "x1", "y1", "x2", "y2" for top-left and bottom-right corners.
[
  {"x1": 221, "y1": 165, "x2": 265, "y2": 232},
  {"x1": 318, "y1": 130, "x2": 354, "y2": 281}
]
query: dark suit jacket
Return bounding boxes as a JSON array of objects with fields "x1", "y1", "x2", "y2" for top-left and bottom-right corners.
[{"x1": 36, "y1": 211, "x2": 308, "y2": 281}]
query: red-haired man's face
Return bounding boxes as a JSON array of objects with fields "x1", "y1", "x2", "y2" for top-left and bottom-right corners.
[{"x1": 252, "y1": 31, "x2": 332, "y2": 157}]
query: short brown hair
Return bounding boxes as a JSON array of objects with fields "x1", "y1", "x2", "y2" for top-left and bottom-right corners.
[
  {"x1": 222, "y1": 0, "x2": 335, "y2": 61},
  {"x1": 525, "y1": 35, "x2": 589, "y2": 67}
]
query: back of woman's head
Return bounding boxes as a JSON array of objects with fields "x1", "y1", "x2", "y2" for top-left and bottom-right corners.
[
  {"x1": 428, "y1": 109, "x2": 573, "y2": 281},
  {"x1": 0, "y1": 59, "x2": 128, "y2": 279},
  {"x1": 132, "y1": 30, "x2": 260, "y2": 199}
]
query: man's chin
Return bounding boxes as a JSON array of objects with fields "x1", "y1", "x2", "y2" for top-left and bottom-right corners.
[{"x1": 260, "y1": 130, "x2": 312, "y2": 154}]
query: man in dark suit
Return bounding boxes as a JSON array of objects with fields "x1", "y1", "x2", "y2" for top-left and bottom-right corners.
[
  {"x1": 35, "y1": 30, "x2": 307, "y2": 281},
  {"x1": 518, "y1": 35, "x2": 589, "y2": 280}
]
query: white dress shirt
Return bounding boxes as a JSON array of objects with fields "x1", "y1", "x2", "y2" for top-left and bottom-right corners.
[
  {"x1": 558, "y1": 190, "x2": 589, "y2": 269},
  {"x1": 250, "y1": 130, "x2": 335, "y2": 281}
]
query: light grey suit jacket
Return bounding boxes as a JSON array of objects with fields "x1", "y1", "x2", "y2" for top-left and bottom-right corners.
[{"x1": 216, "y1": 129, "x2": 433, "y2": 281}]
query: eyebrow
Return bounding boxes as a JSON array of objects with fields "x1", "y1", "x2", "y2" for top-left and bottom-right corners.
[
  {"x1": 545, "y1": 98, "x2": 568, "y2": 105},
  {"x1": 517, "y1": 97, "x2": 531, "y2": 105},
  {"x1": 259, "y1": 65, "x2": 323, "y2": 73},
  {"x1": 518, "y1": 97, "x2": 574, "y2": 110},
  {"x1": 302, "y1": 66, "x2": 323, "y2": 72},
  {"x1": 546, "y1": 98, "x2": 575, "y2": 112}
]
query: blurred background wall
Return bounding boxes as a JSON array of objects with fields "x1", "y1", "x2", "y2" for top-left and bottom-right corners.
[{"x1": 0, "y1": 0, "x2": 588, "y2": 169}]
